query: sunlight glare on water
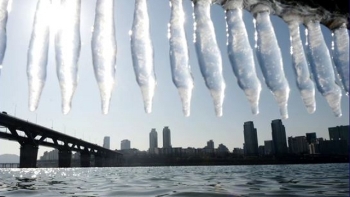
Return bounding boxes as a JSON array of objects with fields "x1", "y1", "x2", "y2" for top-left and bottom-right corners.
[{"x1": 0, "y1": 164, "x2": 348, "y2": 197}]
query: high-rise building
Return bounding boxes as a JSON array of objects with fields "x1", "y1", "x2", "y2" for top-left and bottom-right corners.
[
  {"x1": 329, "y1": 125, "x2": 349, "y2": 145},
  {"x1": 258, "y1": 145, "x2": 265, "y2": 156},
  {"x1": 306, "y1": 133, "x2": 317, "y2": 144},
  {"x1": 163, "y1": 126, "x2": 171, "y2": 148},
  {"x1": 217, "y1": 144, "x2": 229, "y2": 153},
  {"x1": 288, "y1": 136, "x2": 308, "y2": 154},
  {"x1": 103, "y1": 136, "x2": 110, "y2": 149},
  {"x1": 121, "y1": 139, "x2": 131, "y2": 150},
  {"x1": 243, "y1": 121, "x2": 259, "y2": 156},
  {"x1": 264, "y1": 140, "x2": 275, "y2": 155},
  {"x1": 271, "y1": 119, "x2": 288, "y2": 155},
  {"x1": 207, "y1": 140, "x2": 214, "y2": 149},
  {"x1": 149, "y1": 128, "x2": 158, "y2": 153}
]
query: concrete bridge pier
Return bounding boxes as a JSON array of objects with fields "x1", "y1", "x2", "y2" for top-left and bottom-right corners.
[
  {"x1": 58, "y1": 149, "x2": 72, "y2": 168},
  {"x1": 104, "y1": 153, "x2": 119, "y2": 167},
  {"x1": 116, "y1": 154, "x2": 123, "y2": 167},
  {"x1": 105, "y1": 154, "x2": 114, "y2": 167},
  {"x1": 80, "y1": 150, "x2": 91, "y2": 167},
  {"x1": 95, "y1": 154, "x2": 105, "y2": 167},
  {"x1": 20, "y1": 144, "x2": 38, "y2": 168}
]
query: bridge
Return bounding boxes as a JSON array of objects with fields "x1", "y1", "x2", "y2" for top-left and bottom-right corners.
[{"x1": 0, "y1": 112, "x2": 122, "y2": 168}]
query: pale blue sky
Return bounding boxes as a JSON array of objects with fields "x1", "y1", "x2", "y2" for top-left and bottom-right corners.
[{"x1": 0, "y1": 0, "x2": 348, "y2": 158}]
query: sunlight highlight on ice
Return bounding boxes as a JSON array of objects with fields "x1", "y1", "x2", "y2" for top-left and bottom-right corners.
[
  {"x1": 92, "y1": 0, "x2": 117, "y2": 114},
  {"x1": 193, "y1": 0, "x2": 226, "y2": 117},
  {"x1": 55, "y1": 0, "x2": 81, "y2": 114},
  {"x1": 0, "y1": 0, "x2": 9, "y2": 77},
  {"x1": 224, "y1": 0, "x2": 262, "y2": 115},
  {"x1": 305, "y1": 20, "x2": 342, "y2": 117},
  {"x1": 6, "y1": 0, "x2": 11, "y2": 12},
  {"x1": 130, "y1": 0, "x2": 156, "y2": 113},
  {"x1": 283, "y1": 13, "x2": 316, "y2": 114},
  {"x1": 332, "y1": 24, "x2": 349, "y2": 96},
  {"x1": 252, "y1": 4, "x2": 290, "y2": 119},
  {"x1": 27, "y1": 0, "x2": 51, "y2": 111},
  {"x1": 169, "y1": 0, "x2": 194, "y2": 117}
]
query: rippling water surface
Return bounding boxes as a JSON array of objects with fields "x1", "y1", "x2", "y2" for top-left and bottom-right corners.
[{"x1": 0, "y1": 163, "x2": 348, "y2": 197}]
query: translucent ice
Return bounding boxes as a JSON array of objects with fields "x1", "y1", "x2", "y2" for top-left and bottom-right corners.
[
  {"x1": 332, "y1": 24, "x2": 349, "y2": 96},
  {"x1": 92, "y1": 0, "x2": 117, "y2": 114},
  {"x1": 286, "y1": 19, "x2": 316, "y2": 114},
  {"x1": 305, "y1": 20, "x2": 342, "y2": 117},
  {"x1": 0, "y1": 0, "x2": 9, "y2": 76},
  {"x1": 130, "y1": 0, "x2": 156, "y2": 113},
  {"x1": 224, "y1": 0, "x2": 262, "y2": 115},
  {"x1": 169, "y1": 0, "x2": 194, "y2": 117},
  {"x1": 252, "y1": 4, "x2": 290, "y2": 119},
  {"x1": 27, "y1": 0, "x2": 51, "y2": 111},
  {"x1": 193, "y1": 0, "x2": 226, "y2": 117},
  {"x1": 55, "y1": 0, "x2": 81, "y2": 114}
]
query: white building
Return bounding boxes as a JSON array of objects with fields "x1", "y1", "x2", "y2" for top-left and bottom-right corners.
[
  {"x1": 121, "y1": 139, "x2": 131, "y2": 150},
  {"x1": 103, "y1": 136, "x2": 110, "y2": 149}
]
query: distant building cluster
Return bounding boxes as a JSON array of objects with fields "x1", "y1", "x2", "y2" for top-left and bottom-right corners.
[
  {"x1": 39, "y1": 149, "x2": 80, "y2": 161},
  {"x1": 116, "y1": 121, "x2": 348, "y2": 158},
  {"x1": 39, "y1": 120, "x2": 348, "y2": 161},
  {"x1": 145, "y1": 127, "x2": 230, "y2": 157},
  {"x1": 40, "y1": 149, "x2": 58, "y2": 160},
  {"x1": 240, "y1": 119, "x2": 349, "y2": 157}
]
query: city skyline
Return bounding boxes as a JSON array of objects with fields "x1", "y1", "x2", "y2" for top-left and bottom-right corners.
[
  {"x1": 108, "y1": 122, "x2": 348, "y2": 152},
  {"x1": 14, "y1": 121, "x2": 350, "y2": 161},
  {"x1": 0, "y1": 118, "x2": 348, "y2": 156},
  {"x1": 34, "y1": 121, "x2": 348, "y2": 160},
  {"x1": 0, "y1": 0, "x2": 348, "y2": 157}
]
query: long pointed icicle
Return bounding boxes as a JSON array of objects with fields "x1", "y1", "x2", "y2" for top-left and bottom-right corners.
[
  {"x1": 193, "y1": 0, "x2": 226, "y2": 117},
  {"x1": 0, "y1": 0, "x2": 9, "y2": 76},
  {"x1": 332, "y1": 24, "x2": 349, "y2": 96},
  {"x1": 283, "y1": 14, "x2": 316, "y2": 114},
  {"x1": 305, "y1": 20, "x2": 342, "y2": 117},
  {"x1": 169, "y1": 0, "x2": 194, "y2": 117},
  {"x1": 92, "y1": 0, "x2": 117, "y2": 114},
  {"x1": 224, "y1": 0, "x2": 261, "y2": 115},
  {"x1": 55, "y1": 0, "x2": 81, "y2": 114},
  {"x1": 252, "y1": 4, "x2": 290, "y2": 119},
  {"x1": 130, "y1": 0, "x2": 156, "y2": 113},
  {"x1": 27, "y1": 0, "x2": 51, "y2": 112}
]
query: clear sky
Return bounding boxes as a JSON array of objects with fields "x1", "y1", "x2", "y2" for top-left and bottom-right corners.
[{"x1": 0, "y1": 0, "x2": 348, "y2": 158}]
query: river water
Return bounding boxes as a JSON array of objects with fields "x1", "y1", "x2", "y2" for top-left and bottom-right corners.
[{"x1": 0, "y1": 163, "x2": 348, "y2": 197}]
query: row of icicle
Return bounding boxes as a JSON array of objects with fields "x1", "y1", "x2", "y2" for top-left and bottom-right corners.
[{"x1": 0, "y1": 0, "x2": 348, "y2": 118}]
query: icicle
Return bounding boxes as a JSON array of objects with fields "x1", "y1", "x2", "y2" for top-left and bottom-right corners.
[
  {"x1": 55, "y1": 0, "x2": 81, "y2": 114},
  {"x1": 332, "y1": 24, "x2": 349, "y2": 96},
  {"x1": 130, "y1": 0, "x2": 156, "y2": 113},
  {"x1": 305, "y1": 20, "x2": 342, "y2": 117},
  {"x1": 27, "y1": 0, "x2": 51, "y2": 111},
  {"x1": 169, "y1": 0, "x2": 194, "y2": 117},
  {"x1": 0, "y1": 0, "x2": 9, "y2": 76},
  {"x1": 92, "y1": 0, "x2": 117, "y2": 114},
  {"x1": 252, "y1": 4, "x2": 290, "y2": 119},
  {"x1": 224, "y1": 0, "x2": 261, "y2": 115},
  {"x1": 193, "y1": 0, "x2": 226, "y2": 117},
  {"x1": 284, "y1": 17, "x2": 316, "y2": 114}
]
